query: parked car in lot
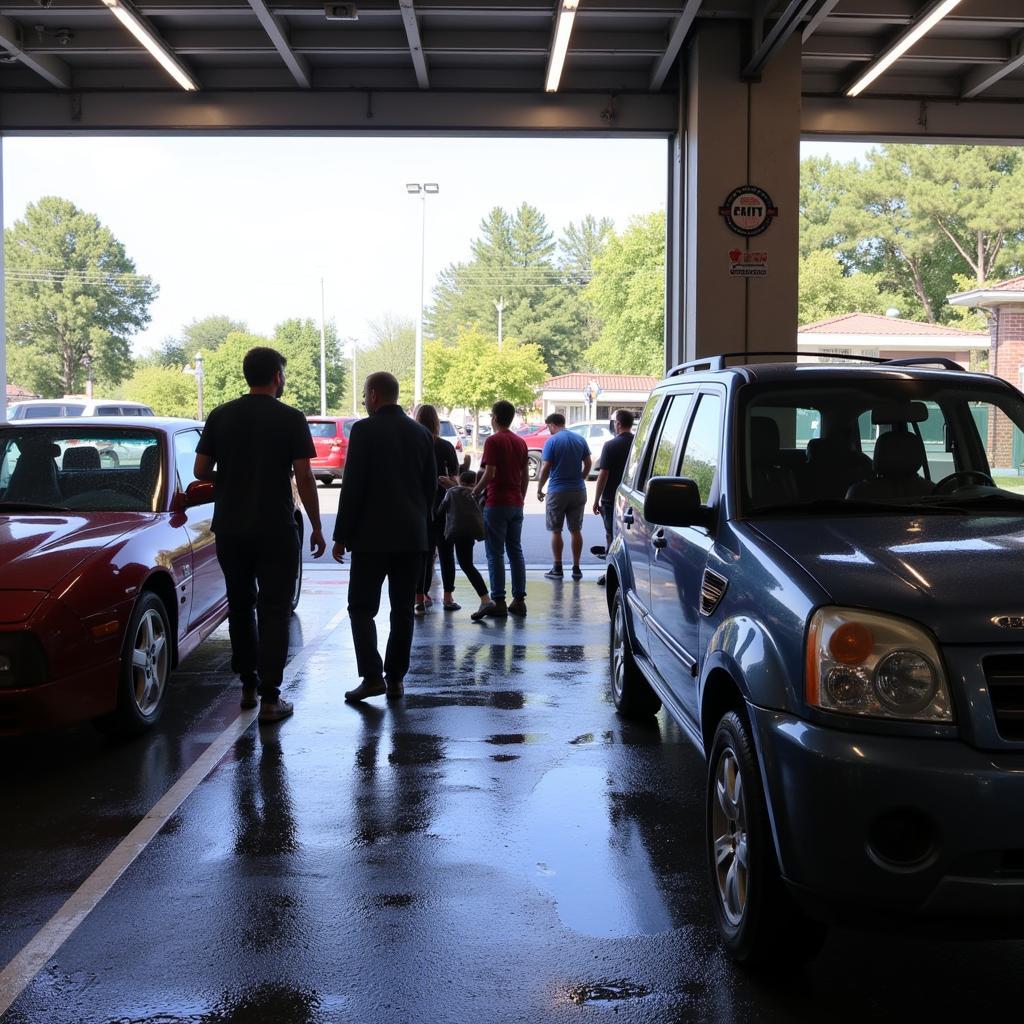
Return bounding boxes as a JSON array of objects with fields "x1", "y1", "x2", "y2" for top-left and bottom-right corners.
[
  {"x1": 606, "y1": 353, "x2": 1024, "y2": 964},
  {"x1": 6, "y1": 398, "x2": 155, "y2": 419},
  {"x1": 0, "y1": 417, "x2": 303, "y2": 736},
  {"x1": 307, "y1": 416, "x2": 360, "y2": 486},
  {"x1": 439, "y1": 418, "x2": 464, "y2": 455},
  {"x1": 520, "y1": 420, "x2": 612, "y2": 480}
]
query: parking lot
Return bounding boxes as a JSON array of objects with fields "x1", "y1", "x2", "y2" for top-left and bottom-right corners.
[{"x1": 3, "y1": 571, "x2": 1024, "y2": 1023}]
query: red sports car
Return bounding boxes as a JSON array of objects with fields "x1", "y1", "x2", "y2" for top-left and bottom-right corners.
[{"x1": 0, "y1": 418, "x2": 302, "y2": 736}]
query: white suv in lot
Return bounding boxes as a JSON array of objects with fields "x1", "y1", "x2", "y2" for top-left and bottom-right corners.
[{"x1": 6, "y1": 398, "x2": 155, "y2": 419}]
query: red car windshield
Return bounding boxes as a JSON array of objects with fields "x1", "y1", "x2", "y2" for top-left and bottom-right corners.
[{"x1": 0, "y1": 429, "x2": 162, "y2": 513}]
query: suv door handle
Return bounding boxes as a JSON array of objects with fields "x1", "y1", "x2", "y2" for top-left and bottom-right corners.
[
  {"x1": 623, "y1": 508, "x2": 635, "y2": 526},
  {"x1": 652, "y1": 529, "x2": 667, "y2": 549}
]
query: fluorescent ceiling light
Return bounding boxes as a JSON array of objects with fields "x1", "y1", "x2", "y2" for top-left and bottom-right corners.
[
  {"x1": 846, "y1": 0, "x2": 963, "y2": 97},
  {"x1": 101, "y1": 0, "x2": 198, "y2": 91},
  {"x1": 545, "y1": 0, "x2": 579, "y2": 93}
]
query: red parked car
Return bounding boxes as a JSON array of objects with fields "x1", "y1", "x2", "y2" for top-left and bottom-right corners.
[
  {"x1": 0, "y1": 418, "x2": 302, "y2": 736},
  {"x1": 307, "y1": 416, "x2": 360, "y2": 486},
  {"x1": 516, "y1": 423, "x2": 552, "y2": 480}
]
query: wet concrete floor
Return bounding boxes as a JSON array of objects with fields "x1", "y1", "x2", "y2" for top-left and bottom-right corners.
[{"x1": 3, "y1": 569, "x2": 1024, "y2": 1023}]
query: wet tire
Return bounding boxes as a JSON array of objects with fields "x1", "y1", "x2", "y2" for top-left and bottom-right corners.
[
  {"x1": 610, "y1": 591, "x2": 661, "y2": 718},
  {"x1": 101, "y1": 592, "x2": 172, "y2": 737},
  {"x1": 527, "y1": 453, "x2": 541, "y2": 481},
  {"x1": 706, "y1": 710, "x2": 826, "y2": 967}
]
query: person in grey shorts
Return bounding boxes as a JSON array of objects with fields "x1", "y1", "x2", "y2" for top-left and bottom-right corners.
[{"x1": 536, "y1": 413, "x2": 591, "y2": 580}]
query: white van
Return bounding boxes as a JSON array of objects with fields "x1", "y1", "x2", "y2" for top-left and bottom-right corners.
[{"x1": 5, "y1": 398, "x2": 155, "y2": 420}]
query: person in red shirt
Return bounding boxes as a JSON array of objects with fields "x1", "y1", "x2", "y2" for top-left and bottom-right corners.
[{"x1": 470, "y1": 399, "x2": 529, "y2": 619}]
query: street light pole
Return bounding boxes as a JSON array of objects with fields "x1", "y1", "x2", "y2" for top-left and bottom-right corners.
[
  {"x1": 349, "y1": 337, "x2": 358, "y2": 415},
  {"x1": 406, "y1": 182, "x2": 439, "y2": 405},
  {"x1": 195, "y1": 351, "x2": 205, "y2": 420},
  {"x1": 494, "y1": 295, "x2": 505, "y2": 350},
  {"x1": 319, "y1": 277, "x2": 328, "y2": 416}
]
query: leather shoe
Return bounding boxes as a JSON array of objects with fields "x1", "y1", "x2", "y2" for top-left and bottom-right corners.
[
  {"x1": 385, "y1": 678, "x2": 405, "y2": 700},
  {"x1": 344, "y1": 678, "x2": 387, "y2": 702}
]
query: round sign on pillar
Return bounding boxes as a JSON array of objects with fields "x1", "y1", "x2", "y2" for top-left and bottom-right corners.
[{"x1": 719, "y1": 185, "x2": 778, "y2": 237}]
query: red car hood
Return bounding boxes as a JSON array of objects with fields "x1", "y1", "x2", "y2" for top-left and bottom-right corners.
[{"x1": 0, "y1": 512, "x2": 145, "y2": 593}]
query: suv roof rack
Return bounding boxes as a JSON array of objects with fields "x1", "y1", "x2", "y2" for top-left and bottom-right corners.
[
  {"x1": 883, "y1": 356, "x2": 965, "y2": 371},
  {"x1": 666, "y1": 352, "x2": 969, "y2": 378},
  {"x1": 666, "y1": 351, "x2": 891, "y2": 376}
]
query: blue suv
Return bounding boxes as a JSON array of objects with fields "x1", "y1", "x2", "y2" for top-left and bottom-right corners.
[{"x1": 606, "y1": 353, "x2": 1024, "y2": 964}]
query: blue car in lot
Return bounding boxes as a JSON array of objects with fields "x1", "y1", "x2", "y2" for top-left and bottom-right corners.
[{"x1": 605, "y1": 353, "x2": 1024, "y2": 965}]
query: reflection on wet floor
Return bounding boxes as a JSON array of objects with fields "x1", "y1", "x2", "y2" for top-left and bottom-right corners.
[{"x1": 5, "y1": 574, "x2": 1024, "y2": 1023}]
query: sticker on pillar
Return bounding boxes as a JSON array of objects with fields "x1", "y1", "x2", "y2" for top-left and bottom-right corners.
[
  {"x1": 728, "y1": 250, "x2": 768, "y2": 277},
  {"x1": 719, "y1": 186, "x2": 778, "y2": 237}
]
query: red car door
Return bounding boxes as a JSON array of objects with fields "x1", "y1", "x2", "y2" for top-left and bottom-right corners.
[{"x1": 173, "y1": 429, "x2": 225, "y2": 629}]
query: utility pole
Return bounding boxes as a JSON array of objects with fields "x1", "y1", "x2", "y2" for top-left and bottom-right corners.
[
  {"x1": 494, "y1": 295, "x2": 505, "y2": 350},
  {"x1": 195, "y1": 351, "x2": 205, "y2": 420},
  {"x1": 350, "y1": 338, "x2": 358, "y2": 415},
  {"x1": 319, "y1": 277, "x2": 328, "y2": 416}
]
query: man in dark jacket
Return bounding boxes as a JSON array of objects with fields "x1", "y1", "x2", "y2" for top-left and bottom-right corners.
[{"x1": 333, "y1": 371, "x2": 436, "y2": 702}]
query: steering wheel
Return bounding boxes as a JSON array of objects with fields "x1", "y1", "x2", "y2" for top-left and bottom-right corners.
[{"x1": 933, "y1": 470, "x2": 994, "y2": 494}]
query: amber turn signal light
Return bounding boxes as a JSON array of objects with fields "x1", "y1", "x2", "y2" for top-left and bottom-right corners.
[{"x1": 829, "y1": 622, "x2": 873, "y2": 665}]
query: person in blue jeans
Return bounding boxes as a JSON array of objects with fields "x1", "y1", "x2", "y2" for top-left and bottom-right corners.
[
  {"x1": 470, "y1": 399, "x2": 529, "y2": 620},
  {"x1": 536, "y1": 413, "x2": 592, "y2": 580}
]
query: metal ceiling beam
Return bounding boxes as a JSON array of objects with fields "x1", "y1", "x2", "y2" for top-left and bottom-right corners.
[
  {"x1": 245, "y1": 0, "x2": 310, "y2": 87},
  {"x1": 743, "y1": 0, "x2": 817, "y2": 78},
  {"x1": 801, "y1": 0, "x2": 840, "y2": 43},
  {"x1": 816, "y1": 0, "x2": 1019, "y2": 28},
  {"x1": 399, "y1": 0, "x2": 429, "y2": 88},
  {"x1": 962, "y1": 31, "x2": 1024, "y2": 99},
  {"x1": 804, "y1": 36, "x2": 1011, "y2": 65},
  {"x1": 0, "y1": 14, "x2": 70, "y2": 87},
  {"x1": 648, "y1": 0, "x2": 701, "y2": 91}
]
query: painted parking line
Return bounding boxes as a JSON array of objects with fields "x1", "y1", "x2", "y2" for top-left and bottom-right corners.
[{"x1": 0, "y1": 605, "x2": 348, "y2": 1018}]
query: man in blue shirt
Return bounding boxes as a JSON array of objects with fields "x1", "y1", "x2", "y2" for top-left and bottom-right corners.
[{"x1": 536, "y1": 413, "x2": 592, "y2": 580}]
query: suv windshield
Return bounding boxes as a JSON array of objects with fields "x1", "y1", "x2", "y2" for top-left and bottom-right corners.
[
  {"x1": 0, "y1": 428, "x2": 162, "y2": 513},
  {"x1": 740, "y1": 378, "x2": 1024, "y2": 516}
]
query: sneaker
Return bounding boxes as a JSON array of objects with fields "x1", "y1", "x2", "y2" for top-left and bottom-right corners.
[
  {"x1": 590, "y1": 545, "x2": 608, "y2": 558},
  {"x1": 471, "y1": 600, "x2": 508, "y2": 621},
  {"x1": 571, "y1": 565, "x2": 583, "y2": 581},
  {"x1": 596, "y1": 574, "x2": 607, "y2": 587},
  {"x1": 258, "y1": 698, "x2": 294, "y2": 722},
  {"x1": 414, "y1": 601, "x2": 426, "y2": 616},
  {"x1": 507, "y1": 598, "x2": 527, "y2": 617},
  {"x1": 544, "y1": 565, "x2": 564, "y2": 579},
  {"x1": 344, "y1": 678, "x2": 387, "y2": 702}
]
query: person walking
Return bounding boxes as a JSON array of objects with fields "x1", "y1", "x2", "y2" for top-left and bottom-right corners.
[
  {"x1": 438, "y1": 468, "x2": 491, "y2": 616},
  {"x1": 536, "y1": 413, "x2": 591, "y2": 581},
  {"x1": 193, "y1": 346, "x2": 326, "y2": 723},
  {"x1": 592, "y1": 409, "x2": 635, "y2": 586},
  {"x1": 471, "y1": 399, "x2": 529, "y2": 620},
  {"x1": 333, "y1": 372, "x2": 436, "y2": 702},
  {"x1": 413, "y1": 404, "x2": 460, "y2": 613}
]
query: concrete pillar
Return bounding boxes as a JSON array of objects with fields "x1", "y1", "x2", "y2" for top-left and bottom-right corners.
[
  {"x1": 668, "y1": 21, "x2": 801, "y2": 368},
  {"x1": 0, "y1": 137, "x2": 5, "y2": 422}
]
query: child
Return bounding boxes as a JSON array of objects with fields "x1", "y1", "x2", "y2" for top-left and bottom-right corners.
[{"x1": 439, "y1": 469, "x2": 491, "y2": 615}]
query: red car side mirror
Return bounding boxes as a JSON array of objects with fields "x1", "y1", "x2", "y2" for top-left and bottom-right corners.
[{"x1": 179, "y1": 480, "x2": 214, "y2": 510}]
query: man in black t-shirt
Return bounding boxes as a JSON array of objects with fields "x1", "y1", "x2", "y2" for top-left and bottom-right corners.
[
  {"x1": 592, "y1": 409, "x2": 635, "y2": 587},
  {"x1": 194, "y1": 346, "x2": 326, "y2": 722}
]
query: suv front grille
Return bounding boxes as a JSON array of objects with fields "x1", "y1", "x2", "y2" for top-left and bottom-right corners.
[{"x1": 983, "y1": 654, "x2": 1024, "y2": 741}]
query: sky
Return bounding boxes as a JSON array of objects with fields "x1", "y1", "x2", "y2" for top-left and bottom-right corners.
[{"x1": 1, "y1": 136, "x2": 872, "y2": 357}]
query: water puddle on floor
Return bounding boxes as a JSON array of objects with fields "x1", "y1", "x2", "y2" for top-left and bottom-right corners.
[{"x1": 522, "y1": 763, "x2": 675, "y2": 938}]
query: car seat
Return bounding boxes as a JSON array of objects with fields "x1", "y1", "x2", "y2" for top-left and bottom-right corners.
[
  {"x1": 803, "y1": 436, "x2": 873, "y2": 500},
  {"x1": 62, "y1": 446, "x2": 101, "y2": 471},
  {"x1": 846, "y1": 430, "x2": 934, "y2": 500},
  {"x1": 4, "y1": 442, "x2": 63, "y2": 505},
  {"x1": 749, "y1": 416, "x2": 799, "y2": 506},
  {"x1": 137, "y1": 445, "x2": 163, "y2": 503}
]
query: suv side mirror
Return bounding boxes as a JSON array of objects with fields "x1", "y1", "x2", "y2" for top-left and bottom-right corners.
[
  {"x1": 644, "y1": 476, "x2": 710, "y2": 528},
  {"x1": 181, "y1": 479, "x2": 214, "y2": 509}
]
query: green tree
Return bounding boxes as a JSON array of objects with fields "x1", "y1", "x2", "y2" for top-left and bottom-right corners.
[
  {"x1": 4, "y1": 196, "x2": 158, "y2": 396},
  {"x1": 424, "y1": 327, "x2": 546, "y2": 442},
  {"x1": 352, "y1": 314, "x2": 416, "y2": 403},
  {"x1": 798, "y1": 250, "x2": 901, "y2": 325},
  {"x1": 201, "y1": 331, "x2": 262, "y2": 410},
  {"x1": 154, "y1": 315, "x2": 248, "y2": 368},
  {"x1": 271, "y1": 317, "x2": 347, "y2": 414},
  {"x1": 583, "y1": 212, "x2": 665, "y2": 375},
  {"x1": 121, "y1": 365, "x2": 198, "y2": 418},
  {"x1": 427, "y1": 203, "x2": 585, "y2": 373}
]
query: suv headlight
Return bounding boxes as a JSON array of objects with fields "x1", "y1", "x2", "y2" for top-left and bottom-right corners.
[{"x1": 806, "y1": 607, "x2": 952, "y2": 723}]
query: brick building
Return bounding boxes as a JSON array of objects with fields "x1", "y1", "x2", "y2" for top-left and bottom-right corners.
[{"x1": 949, "y1": 277, "x2": 1024, "y2": 469}]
